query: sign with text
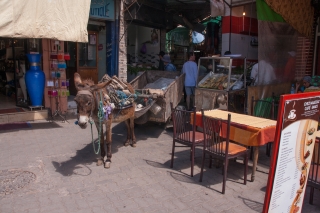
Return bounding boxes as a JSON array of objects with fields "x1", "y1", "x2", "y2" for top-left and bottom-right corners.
[
  {"x1": 90, "y1": 0, "x2": 114, "y2": 21},
  {"x1": 263, "y1": 92, "x2": 320, "y2": 213}
]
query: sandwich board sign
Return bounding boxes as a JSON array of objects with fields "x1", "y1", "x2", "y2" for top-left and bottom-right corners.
[{"x1": 263, "y1": 91, "x2": 320, "y2": 213}]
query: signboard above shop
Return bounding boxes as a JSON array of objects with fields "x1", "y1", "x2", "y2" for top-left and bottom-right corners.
[{"x1": 90, "y1": 0, "x2": 114, "y2": 21}]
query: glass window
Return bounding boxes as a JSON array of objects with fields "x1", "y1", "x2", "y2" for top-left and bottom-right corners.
[{"x1": 79, "y1": 32, "x2": 97, "y2": 67}]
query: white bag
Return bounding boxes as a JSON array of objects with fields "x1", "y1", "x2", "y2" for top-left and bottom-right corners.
[{"x1": 210, "y1": 0, "x2": 225, "y2": 17}]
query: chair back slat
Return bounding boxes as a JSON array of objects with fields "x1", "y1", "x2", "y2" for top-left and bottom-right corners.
[
  {"x1": 309, "y1": 142, "x2": 320, "y2": 185},
  {"x1": 171, "y1": 104, "x2": 196, "y2": 142},
  {"x1": 201, "y1": 109, "x2": 231, "y2": 158}
]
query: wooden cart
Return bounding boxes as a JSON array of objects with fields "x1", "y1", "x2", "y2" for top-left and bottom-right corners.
[{"x1": 130, "y1": 70, "x2": 185, "y2": 124}]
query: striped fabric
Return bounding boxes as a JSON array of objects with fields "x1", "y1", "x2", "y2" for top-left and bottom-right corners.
[{"x1": 192, "y1": 109, "x2": 276, "y2": 146}]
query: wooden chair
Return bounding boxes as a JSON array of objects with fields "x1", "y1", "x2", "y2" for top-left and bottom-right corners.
[
  {"x1": 250, "y1": 96, "x2": 275, "y2": 157},
  {"x1": 170, "y1": 102, "x2": 204, "y2": 177},
  {"x1": 199, "y1": 110, "x2": 249, "y2": 194},
  {"x1": 308, "y1": 140, "x2": 320, "y2": 204}
]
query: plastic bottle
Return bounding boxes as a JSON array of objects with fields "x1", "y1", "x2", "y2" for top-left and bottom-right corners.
[{"x1": 290, "y1": 84, "x2": 295, "y2": 94}]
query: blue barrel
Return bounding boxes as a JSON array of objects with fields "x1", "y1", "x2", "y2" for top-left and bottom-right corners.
[{"x1": 25, "y1": 54, "x2": 45, "y2": 106}]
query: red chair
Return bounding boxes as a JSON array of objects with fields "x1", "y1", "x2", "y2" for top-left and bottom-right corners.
[
  {"x1": 199, "y1": 109, "x2": 249, "y2": 194},
  {"x1": 308, "y1": 140, "x2": 320, "y2": 204},
  {"x1": 170, "y1": 102, "x2": 204, "y2": 177}
]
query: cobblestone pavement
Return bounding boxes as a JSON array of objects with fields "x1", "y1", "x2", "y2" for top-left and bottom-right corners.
[{"x1": 0, "y1": 118, "x2": 319, "y2": 213}]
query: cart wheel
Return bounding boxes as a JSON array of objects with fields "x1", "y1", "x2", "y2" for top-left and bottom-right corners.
[
  {"x1": 134, "y1": 113, "x2": 149, "y2": 125},
  {"x1": 163, "y1": 117, "x2": 172, "y2": 129}
]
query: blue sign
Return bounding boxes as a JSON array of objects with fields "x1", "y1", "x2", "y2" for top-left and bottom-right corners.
[{"x1": 90, "y1": 0, "x2": 114, "y2": 21}]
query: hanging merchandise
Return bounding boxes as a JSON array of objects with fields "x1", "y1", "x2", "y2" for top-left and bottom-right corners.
[
  {"x1": 140, "y1": 43, "x2": 147, "y2": 54},
  {"x1": 210, "y1": 0, "x2": 225, "y2": 17},
  {"x1": 64, "y1": 53, "x2": 70, "y2": 60}
]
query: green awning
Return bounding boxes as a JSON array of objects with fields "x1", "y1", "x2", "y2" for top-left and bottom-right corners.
[{"x1": 256, "y1": 0, "x2": 285, "y2": 22}]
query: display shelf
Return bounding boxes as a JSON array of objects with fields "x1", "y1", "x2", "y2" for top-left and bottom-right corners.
[{"x1": 47, "y1": 39, "x2": 68, "y2": 122}]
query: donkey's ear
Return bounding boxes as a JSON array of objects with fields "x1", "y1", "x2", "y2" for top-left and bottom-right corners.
[
  {"x1": 74, "y1": 73, "x2": 83, "y2": 91},
  {"x1": 90, "y1": 80, "x2": 112, "y2": 91}
]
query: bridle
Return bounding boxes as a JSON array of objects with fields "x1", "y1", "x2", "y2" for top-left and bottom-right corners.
[
  {"x1": 75, "y1": 89, "x2": 105, "y2": 155},
  {"x1": 75, "y1": 90, "x2": 95, "y2": 122}
]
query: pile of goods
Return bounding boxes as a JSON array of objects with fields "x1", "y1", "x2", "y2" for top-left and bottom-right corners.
[
  {"x1": 198, "y1": 74, "x2": 228, "y2": 90},
  {"x1": 99, "y1": 74, "x2": 136, "y2": 109},
  {"x1": 311, "y1": 76, "x2": 320, "y2": 87},
  {"x1": 198, "y1": 73, "x2": 243, "y2": 90},
  {"x1": 135, "y1": 77, "x2": 174, "y2": 112},
  {"x1": 134, "y1": 91, "x2": 154, "y2": 110}
]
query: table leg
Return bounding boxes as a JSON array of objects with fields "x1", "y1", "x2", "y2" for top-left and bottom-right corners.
[{"x1": 251, "y1": 146, "x2": 259, "y2": 182}]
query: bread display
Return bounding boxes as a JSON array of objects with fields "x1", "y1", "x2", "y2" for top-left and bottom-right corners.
[{"x1": 197, "y1": 73, "x2": 242, "y2": 90}]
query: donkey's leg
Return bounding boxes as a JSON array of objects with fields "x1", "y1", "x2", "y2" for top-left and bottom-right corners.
[
  {"x1": 124, "y1": 119, "x2": 131, "y2": 147},
  {"x1": 130, "y1": 117, "x2": 136, "y2": 147},
  {"x1": 104, "y1": 122, "x2": 112, "y2": 168},
  {"x1": 95, "y1": 122, "x2": 105, "y2": 166}
]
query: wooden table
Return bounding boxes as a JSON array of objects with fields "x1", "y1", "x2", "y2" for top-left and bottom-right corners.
[{"x1": 193, "y1": 109, "x2": 277, "y2": 182}]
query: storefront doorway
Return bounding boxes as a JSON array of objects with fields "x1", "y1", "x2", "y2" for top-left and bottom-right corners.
[
  {"x1": 65, "y1": 25, "x2": 106, "y2": 96},
  {"x1": 0, "y1": 38, "x2": 41, "y2": 110},
  {"x1": 78, "y1": 31, "x2": 99, "y2": 83}
]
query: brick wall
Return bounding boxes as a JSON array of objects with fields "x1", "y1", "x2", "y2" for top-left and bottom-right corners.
[{"x1": 118, "y1": 0, "x2": 127, "y2": 82}]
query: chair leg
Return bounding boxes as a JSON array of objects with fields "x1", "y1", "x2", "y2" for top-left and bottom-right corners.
[
  {"x1": 244, "y1": 153, "x2": 248, "y2": 185},
  {"x1": 199, "y1": 152, "x2": 206, "y2": 182},
  {"x1": 309, "y1": 187, "x2": 314, "y2": 205},
  {"x1": 191, "y1": 145, "x2": 195, "y2": 177},
  {"x1": 266, "y1": 143, "x2": 272, "y2": 157},
  {"x1": 222, "y1": 159, "x2": 229, "y2": 194},
  {"x1": 170, "y1": 141, "x2": 175, "y2": 168},
  {"x1": 250, "y1": 146, "x2": 253, "y2": 160}
]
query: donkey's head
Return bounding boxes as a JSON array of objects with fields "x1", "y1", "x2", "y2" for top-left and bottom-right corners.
[{"x1": 74, "y1": 73, "x2": 111, "y2": 129}]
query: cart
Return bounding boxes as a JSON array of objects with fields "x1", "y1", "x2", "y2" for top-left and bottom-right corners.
[
  {"x1": 130, "y1": 70, "x2": 185, "y2": 124},
  {"x1": 195, "y1": 56, "x2": 247, "y2": 113}
]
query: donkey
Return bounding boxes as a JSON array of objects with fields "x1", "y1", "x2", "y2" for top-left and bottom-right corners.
[{"x1": 74, "y1": 73, "x2": 136, "y2": 168}]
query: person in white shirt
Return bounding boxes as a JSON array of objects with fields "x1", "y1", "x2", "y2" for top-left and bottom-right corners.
[
  {"x1": 250, "y1": 63, "x2": 259, "y2": 85},
  {"x1": 182, "y1": 52, "x2": 198, "y2": 110},
  {"x1": 250, "y1": 60, "x2": 276, "y2": 85}
]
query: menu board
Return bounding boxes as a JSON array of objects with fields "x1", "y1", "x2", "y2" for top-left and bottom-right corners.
[{"x1": 263, "y1": 92, "x2": 320, "y2": 213}]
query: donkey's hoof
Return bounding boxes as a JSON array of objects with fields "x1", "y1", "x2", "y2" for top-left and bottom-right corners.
[
  {"x1": 104, "y1": 161, "x2": 111, "y2": 168},
  {"x1": 132, "y1": 143, "x2": 137, "y2": 148},
  {"x1": 97, "y1": 159, "x2": 104, "y2": 166},
  {"x1": 124, "y1": 142, "x2": 130, "y2": 147}
]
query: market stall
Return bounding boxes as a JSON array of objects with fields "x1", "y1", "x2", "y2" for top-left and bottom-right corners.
[{"x1": 195, "y1": 56, "x2": 247, "y2": 113}]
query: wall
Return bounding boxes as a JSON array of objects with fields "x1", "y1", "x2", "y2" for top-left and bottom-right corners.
[
  {"x1": 98, "y1": 28, "x2": 107, "y2": 80},
  {"x1": 118, "y1": 0, "x2": 127, "y2": 81},
  {"x1": 127, "y1": 25, "x2": 160, "y2": 67},
  {"x1": 222, "y1": 4, "x2": 258, "y2": 60}
]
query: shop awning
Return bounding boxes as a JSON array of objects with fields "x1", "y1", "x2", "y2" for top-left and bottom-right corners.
[{"x1": 0, "y1": 0, "x2": 91, "y2": 42}]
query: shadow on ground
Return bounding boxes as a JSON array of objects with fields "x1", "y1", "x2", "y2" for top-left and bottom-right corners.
[
  {"x1": 52, "y1": 142, "x2": 97, "y2": 176},
  {"x1": 112, "y1": 121, "x2": 168, "y2": 142},
  {"x1": 238, "y1": 196, "x2": 263, "y2": 212},
  {"x1": 52, "y1": 123, "x2": 134, "y2": 176}
]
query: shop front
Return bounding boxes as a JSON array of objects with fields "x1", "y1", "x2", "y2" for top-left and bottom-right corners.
[
  {"x1": 0, "y1": 0, "x2": 120, "y2": 123},
  {"x1": 0, "y1": 0, "x2": 91, "y2": 122}
]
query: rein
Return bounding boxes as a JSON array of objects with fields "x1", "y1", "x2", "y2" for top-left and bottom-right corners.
[{"x1": 76, "y1": 90, "x2": 104, "y2": 155}]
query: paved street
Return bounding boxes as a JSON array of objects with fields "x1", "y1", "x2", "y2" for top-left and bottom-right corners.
[{"x1": 0, "y1": 117, "x2": 319, "y2": 213}]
